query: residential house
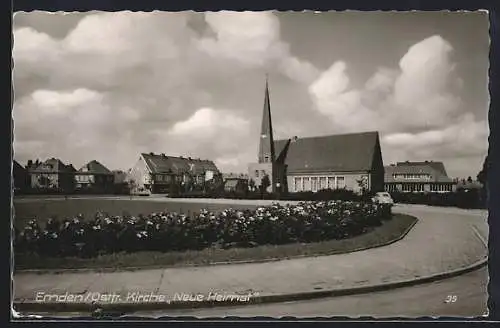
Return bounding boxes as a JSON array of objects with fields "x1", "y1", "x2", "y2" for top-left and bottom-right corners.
[
  {"x1": 223, "y1": 173, "x2": 249, "y2": 195},
  {"x1": 13, "y1": 160, "x2": 29, "y2": 192},
  {"x1": 247, "y1": 78, "x2": 384, "y2": 194},
  {"x1": 128, "y1": 153, "x2": 220, "y2": 194},
  {"x1": 27, "y1": 158, "x2": 76, "y2": 192},
  {"x1": 75, "y1": 160, "x2": 114, "y2": 192},
  {"x1": 384, "y1": 161, "x2": 456, "y2": 193}
]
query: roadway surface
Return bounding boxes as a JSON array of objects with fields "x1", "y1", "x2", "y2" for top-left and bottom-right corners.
[
  {"x1": 25, "y1": 267, "x2": 488, "y2": 319},
  {"x1": 126, "y1": 267, "x2": 489, "y2": 318}
]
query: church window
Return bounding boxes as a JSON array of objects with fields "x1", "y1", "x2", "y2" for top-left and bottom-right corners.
[
  {"x1": 294, "y1": 177, "x2": 301, "y2": 192},
  {"x1": 311, "y1": 177, "x2": 318, "y2": 192},
  {"x1": 303, "y1": 177, "x2": 310, "y2": 191},
  {"x1": 336, "y1": 177, "x2": 345, "y2": 189},
  {"x1": 319, "y1": 177, "x2": 327, "y2": 190},
  {"x1": 327, "y1": 177, "x2": 335, "y2": 189}
]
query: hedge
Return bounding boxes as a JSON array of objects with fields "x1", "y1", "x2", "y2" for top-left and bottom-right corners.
[
  {"x1": 15, "y1": 200, "x2": 392, "y2": 258},
  {"x1": 389, "y1": 189, "x2": 486, "y2": 209}
]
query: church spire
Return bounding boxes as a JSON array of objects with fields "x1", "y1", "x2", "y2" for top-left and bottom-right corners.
[{"x1": 258, "y1": 75, "x2": 275, "y2": 164}]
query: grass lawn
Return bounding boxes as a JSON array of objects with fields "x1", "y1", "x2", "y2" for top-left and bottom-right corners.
[
  {"x1": 13, "y1": 198, "x2": 262, "y2": 228},
  {"x1": 14, "y1": 213, "x2": 417, "y2": 271}
]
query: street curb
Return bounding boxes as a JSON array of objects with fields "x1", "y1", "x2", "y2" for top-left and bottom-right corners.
[
  {"x1": 15, "y1": 215, "x2": 418, "y2": 275},
  {"x1": 14, "y1": 254, "x2": 487, "y2": 315}
]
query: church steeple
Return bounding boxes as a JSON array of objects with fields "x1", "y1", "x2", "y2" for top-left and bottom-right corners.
[{"x1": 258, "y1": 76, "x2": 276, "y2": 164}]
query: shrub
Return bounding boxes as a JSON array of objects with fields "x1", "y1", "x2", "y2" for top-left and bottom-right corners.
[{"x1": 15, "y1": 201, "x2": 392, "y2": 258}]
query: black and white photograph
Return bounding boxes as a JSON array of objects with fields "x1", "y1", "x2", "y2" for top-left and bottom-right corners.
[{"x1": 11, "y1": 10, "x2": 490, "y2": 319}]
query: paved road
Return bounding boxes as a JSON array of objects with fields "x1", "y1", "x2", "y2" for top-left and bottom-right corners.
[
  {"x1": 127, "y1": 267, "x2": 489, "y2": 318},
  {"x1": 27, "y1": 267, "x2": 488, "y2": 318}
]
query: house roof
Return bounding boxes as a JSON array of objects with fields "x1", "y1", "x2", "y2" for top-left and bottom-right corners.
[
  {"x1": 384, "y1": 161, "x2": 453, "y2": 183},
  {"x1": 141, "y1": 153, "x2": 219, "y2": 175},
  {"x1": 30, "y1": 158, "x2": 74, "y2": 173},
  {"x1": 396, "y1": 161, "x2": 448, "y2": 177},
  {"x1": 13, "y1": 160, "x2": 26, "y2": 175},
  {"x1": 274, "y1": 131, "x2": 380, "y2": 173},
  {"x1": 78, "y1": 160, "x2": 112, "y2": 175}
]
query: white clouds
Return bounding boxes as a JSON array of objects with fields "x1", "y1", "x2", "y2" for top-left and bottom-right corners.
[
  {"x1": 309, "y1": 35, "x2": 466, "y2": 132},
  {"x1": 164, "y1": 107, "x2": 252, "y2": 171},
  {"x1": 13, "y1": 27, "x2": 62, "y2": 62},
  {"x1": 30, "y1": 88, "x2": 103, "y2": 110},
  {"x1": 169, "y1": 107, "x2": 250, "y2": 138},
  {"x1": 198, "y1": 11, "x2": 319, "y2": 84},
  {"x1": 308, "y1": 61, "x2": 379, "y2": 131},
  {"x1": 308, "y1": 34, "x2": 487, "y2": 175}
]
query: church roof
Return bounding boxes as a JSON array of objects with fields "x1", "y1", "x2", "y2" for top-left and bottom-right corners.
[
  {"x1": 274, "y1": 131, "x2": 380, "y2": 174},
  {"x1": 141, "y1": 153, "x2": 219, "y2": 175}
]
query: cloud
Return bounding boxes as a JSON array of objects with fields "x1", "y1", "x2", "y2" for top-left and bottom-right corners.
[
  {"x1": 164, "y1": 107, "x2": 252, "y2": 172},
  {"x1": 309, "y1": 35, "x2": 466, "y2": 132},
  {"x1": 308, "y1": 35, "x2": 487, "y2": 175},
  {"x1": 13, "y1": 88, "x2": 138, "y2": 168},
  {"x1": 198, "y1": 11, "x2": 320, "y2": 84}
]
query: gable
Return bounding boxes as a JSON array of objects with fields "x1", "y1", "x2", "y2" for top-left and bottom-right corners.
[{"x1": 275, "y1": 131, "x2": 379, "y2": 173}]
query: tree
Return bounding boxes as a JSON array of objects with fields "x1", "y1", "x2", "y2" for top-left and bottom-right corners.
[
  {"x1": 356, "y1": 176, "x2": 369, "y2": 195},
  {"x1": 477, "y1": 155, "x2": 488, "y2": 185},
  {"x1": 128, "y1": 179, "x2": 137, "y2": 199},
  {"x1": 248, "y1": 178, "x2": 256, "y2": 192},
  {"x1": 260, "y1": 174, "x2": 271, "y2": 197}
]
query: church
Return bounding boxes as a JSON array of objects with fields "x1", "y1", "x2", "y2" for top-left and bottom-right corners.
[{"x1": 247, "y1": 79, "x2": 385, "y2": 194}]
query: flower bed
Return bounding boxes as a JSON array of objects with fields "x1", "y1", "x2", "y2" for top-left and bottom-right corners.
[{"x1": 15, "y1": 201, "x2": 392, "y2": 258}]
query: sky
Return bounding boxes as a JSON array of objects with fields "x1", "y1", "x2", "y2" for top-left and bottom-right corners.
[{"x1": 12, "y1": 11, "x2": 490, "y2": 178}]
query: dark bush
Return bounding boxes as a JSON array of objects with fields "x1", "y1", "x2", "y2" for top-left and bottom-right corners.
[
  {"x1": 388, "y1": 190, "x2": 486, "y2": 209},
  {"x1": 15, "y1": 201, "x2": 393, "y2": 258}
]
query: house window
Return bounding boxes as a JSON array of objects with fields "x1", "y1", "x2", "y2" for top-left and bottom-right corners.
[
  {"x1": 336, "y1": 177, "x2": 345, "y2": 189},
  {"x1": 261, "y1": 170, "x2": 266, "y2": 177},
  {"x1": 311, "y1": 177, "x2": 318, "y2": 192},
  {"x1": 255, "y1": 170, "x2": 259, "y2": 178},
  {"x1": 319, "y1": 177, "x2": 327, "y2": 190},
  {"x1": 157, "y1": 175, "x2": 163, "y2": 181},
  {"x1": 264, "y1": 155, "x2": 269, "y2": 162}
]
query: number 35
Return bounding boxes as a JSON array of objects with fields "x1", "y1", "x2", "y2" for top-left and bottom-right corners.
[{"x1": 445, "y1": 295, "x2": 458, "y2": 303}]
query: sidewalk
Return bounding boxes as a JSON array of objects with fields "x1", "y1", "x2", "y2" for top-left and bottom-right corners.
[{"x1": 13, "y1": 205, "x2": 488, "y2": 311}]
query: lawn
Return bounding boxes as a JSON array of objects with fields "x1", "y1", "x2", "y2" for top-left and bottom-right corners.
[
  {"x1": 13, "y1": 197, "x2": 262, "y2": 228},
  {"x1": 14, "y1": 211, "x2": 417, "y2": 271}
]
